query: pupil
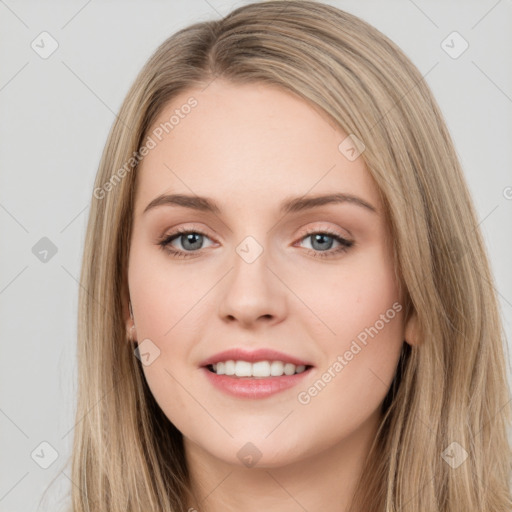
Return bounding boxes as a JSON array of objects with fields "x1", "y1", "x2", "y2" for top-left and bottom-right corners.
[
  {"x1": 312, "y1": 234, "x2": 333, "y2": 251},
  {"x1": 183, "y1": 233, "x2": 202, "y2": 250}
]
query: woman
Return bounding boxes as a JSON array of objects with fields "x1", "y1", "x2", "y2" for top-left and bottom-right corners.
[{"x1": 70, "y1": 1, "x2": 512, "y2": 510}]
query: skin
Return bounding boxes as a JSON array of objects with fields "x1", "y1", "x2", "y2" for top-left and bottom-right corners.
[{"x1": 125, "y1": 79, "x2": 417, "y2": 512}]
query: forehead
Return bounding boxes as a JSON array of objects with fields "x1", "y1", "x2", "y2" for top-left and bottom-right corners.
[{"x1": 134, "y1": 79, "x2": 380, "y2": 217}]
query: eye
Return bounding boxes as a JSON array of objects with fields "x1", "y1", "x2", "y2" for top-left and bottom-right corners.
[
  {"x1": 157, "y1": 227, "x2": 215, "y2": 259},
  {"x1": 157, "y1": 226, "x2": 354, "y2": 259},
  {"x1": 295, "y1": 228, "x2": 354, "y2": 259}
]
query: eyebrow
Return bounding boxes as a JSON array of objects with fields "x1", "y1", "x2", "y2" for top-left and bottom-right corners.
[{"x1": 142, "y1": 192, "x2": 377, "y2": 216}]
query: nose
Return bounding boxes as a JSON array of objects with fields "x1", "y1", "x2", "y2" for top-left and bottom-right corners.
[{"x1": 217, "y1": 245, "x2": 288, "y2": 329}]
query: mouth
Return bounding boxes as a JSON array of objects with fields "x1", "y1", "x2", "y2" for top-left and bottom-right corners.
[
  {"x1": 205, "y1": 360, "x2": 314, "y2": 378},
  {"x1": 201, "y1": 359, "x2": 314, "y2": 399}
]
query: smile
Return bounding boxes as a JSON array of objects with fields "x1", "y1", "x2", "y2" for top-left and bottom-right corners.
[
  {"x1": 202, "y1": 362, "x2": 314, "y2": 399},
  {"x1": 207, "y1": 360, "x2": 310, "y2": 378}
]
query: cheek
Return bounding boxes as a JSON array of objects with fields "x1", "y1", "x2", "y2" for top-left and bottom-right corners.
[
  {"x1": 128, "y1": 242, "x2": 204, "y2": 338},
  {"x1": 294, "y1": 245, "x2": 404, "y2": 408},
  {"x1": 296, "y1": 308, "x2": 404, "y2": 441},
  {"x1": 128, "y1": 245, "x2": 211, "y2": 430},
  {"x1": 293, "y1": 245, "x2": 401, "y2": 343}
]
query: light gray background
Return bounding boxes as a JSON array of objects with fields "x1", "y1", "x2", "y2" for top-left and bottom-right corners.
[{"x1": 1, "y1": 1, "x2": 511, "y2": 510}]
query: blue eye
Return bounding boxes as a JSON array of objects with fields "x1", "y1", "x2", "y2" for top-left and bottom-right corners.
[
  {"x1": 296, "y1": 230, "x2": 354, "y2": 259},
  {"x1": 157, "y1": 228, "x2": 353, "y2": 259},
  {"x1": 158, "y1": 228, "x2": 214, "y2": 259}
]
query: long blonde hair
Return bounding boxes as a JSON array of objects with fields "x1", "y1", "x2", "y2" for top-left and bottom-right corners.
[{"x1": 69, "y1": 1, "x2": 512, "y2": 510}]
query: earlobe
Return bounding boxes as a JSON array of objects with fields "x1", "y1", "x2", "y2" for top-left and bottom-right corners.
[
  {"x1": 404, "y1": 310, "x2": 419, "y2": 347},
  {"x1": 127, "y1": 322, "x2": 137, "y2": 343},
  {"x1": 123, "y1": 297, "x2": 137, "y2": 343}
]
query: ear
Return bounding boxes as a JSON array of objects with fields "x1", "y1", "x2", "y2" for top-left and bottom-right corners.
[
  {"x1": 121, "y1": 285, "x2": 136, "y2": 343},
  {"x1": 404, "y1": 310, "x2": 420, "y2": 347}
]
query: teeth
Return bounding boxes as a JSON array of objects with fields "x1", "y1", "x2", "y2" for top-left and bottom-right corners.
[
  {"x1": 210, "y1": 360, "x2": 308, "y2": 377},
  {"x1": 235, "y1": 360, "x2": 252, "y2": 377},
  {"x1": 224, "y1": 360, "x2": 235, "y2": 375}
]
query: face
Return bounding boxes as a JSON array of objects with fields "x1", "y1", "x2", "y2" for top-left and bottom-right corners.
[{"x1": 126, "y1": 79, "x2": 412, "y2": 469}]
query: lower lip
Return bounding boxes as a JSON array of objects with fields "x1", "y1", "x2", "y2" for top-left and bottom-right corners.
[{"x1": 201, "y1": 366, "x2": 313, "y2": 399}]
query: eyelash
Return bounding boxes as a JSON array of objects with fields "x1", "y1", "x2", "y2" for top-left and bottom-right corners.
[{"x1": 157, "y1": 226, "x2": 354, "y2": 260}]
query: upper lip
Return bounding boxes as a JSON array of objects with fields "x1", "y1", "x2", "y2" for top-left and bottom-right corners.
[{"x1": 199, "y1": 348, "x2": 313, "y2": 368}]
